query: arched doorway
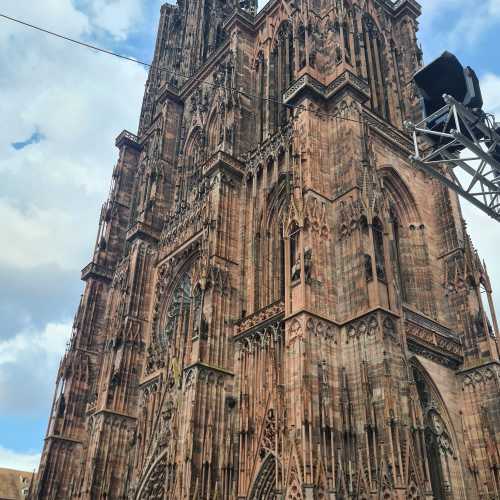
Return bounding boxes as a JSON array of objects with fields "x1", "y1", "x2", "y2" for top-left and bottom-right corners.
[
  {"x1": 412, "y1": 362, "x2": 465, "y2": 499},
  {"x1": 248, "y1": 453, "x2": 277, "y2": 500}
]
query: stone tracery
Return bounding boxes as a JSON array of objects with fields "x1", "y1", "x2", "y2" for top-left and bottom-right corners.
[{"x1": 34, "y1": 0, "x2": 500, "y2": 499}]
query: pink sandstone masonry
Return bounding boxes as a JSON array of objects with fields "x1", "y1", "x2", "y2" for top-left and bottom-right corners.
[{"x1": 33, "y1": 0, "x2": 500, "y2": 498}]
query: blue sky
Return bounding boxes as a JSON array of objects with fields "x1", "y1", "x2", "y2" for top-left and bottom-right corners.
[{"x1": 0, "y1": 0, "x2": 499, "y2": 471}]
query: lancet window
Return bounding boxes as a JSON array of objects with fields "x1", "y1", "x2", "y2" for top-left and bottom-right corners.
[
  {"x1": 343, "y1": 22, "x2": 351, "y2": 64},
  {"x1": 298, "y1": 25, "x2": 306, "y2": 70},
  {"x1": 269, "y1": 22, "x2": 294, "y2": 132},
  {"x1": 159, "y1": 269, "x2": 194, "y2": 352},
  {"x1": 289, "y1": 223, "x2": 300, "y2": 282},
  {"x1": 256, "y1": 51, "x2": 266, "y2": 142},
  {"x1": 258, "y1": 220, "x2": 286, "y2": 308},
  {"x1": 255, "y1": 178, "x2": 288, "y2": 309},
  {"x1": 390, "y1": 205, "x2": 405, "y2": 300},
  {"x1": 207, "y1": 106, "x2": 224, "y2": 155},
  {"x1": 372, "y1": 217, "x2": 386, "y2": 281},
  {"x1": 183, "y1": 128, "x2": 204, "y2": 198},
  {"x1": 413, "y1": 366, "x2": 460, "y2": 500},
  {"x1": 362, "y1": 14, "x2": 390, "y2": 121}
]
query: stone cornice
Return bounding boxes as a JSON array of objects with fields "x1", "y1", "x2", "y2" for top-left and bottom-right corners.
[
  {"x1": 403, "y1": 306, "x2": 457, "y2": 340},
  {"x1": 392, "y1": 0, "x2": 421, "y2": 19},
  {"x1": 235, "y1": 301, "x2": 285, "y2": 337},
  {"x1": 283, "y1": 70, "x2": 370, "y2": 105},
  {"x1": 115, "y1": 130, "x2": 142, "y2": 151},
  {"x1": 81, "y1": 261, "x2": 114, "y2": 283},
  {"x1": 457, "y1": 360, "x2": 500, "y2": 376},
  {"x1": 408, "y1": 339, "x2": 462, "y2": 369},
  {"x1": 339, "y1": 306, "x2": 400, "y2": 327},
  {"x1": 223, "y1": 9, "x2": 257, "y2": 36},
  {"x1": 284, "y1": 308, "x2": 341, "y2": 327},
  {"x1": 363, "y1": 109, "x2": 414, "y2": 156},
  {"x1": 203, "y1": 149, "x2": 245, "y2": 179},
  {"x1": 126, "y1": 221, "x2": 161, "y2": 244},
  {"x1": 93, "y1": 409, "x2": 137, "y2": 421},
  {"x1": 44, "y1": 435, "x2": 83, "y2": 445},
  {"x1": 183, "y1": 361, "x2": 234, "y2": 377},
  {"x1": 139, "y1": 371, "x2": 162, "y2": 389}
]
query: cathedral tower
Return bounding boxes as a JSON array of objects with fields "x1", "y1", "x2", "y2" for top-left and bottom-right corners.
[{"x1": 33, "y1": 0, "x2": 500, "y2": 498}]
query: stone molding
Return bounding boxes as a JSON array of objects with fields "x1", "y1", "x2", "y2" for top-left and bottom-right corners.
[
  {"x1": 235, "y1": 300, "x2": 284, "y2": 337},
  {"x1": 81, "y1": 261, "x2": 114, "y2": 283},
  {"x1": 115, "y1": 129, "x2": 142, "y2": 150},
  {"x1": 282, "y1": 70, "x2": 370, "y2": 105}
]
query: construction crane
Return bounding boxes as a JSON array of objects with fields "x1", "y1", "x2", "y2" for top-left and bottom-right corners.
[{"x1": 405, "y1": 51, "x2": 500, "y2": 222}]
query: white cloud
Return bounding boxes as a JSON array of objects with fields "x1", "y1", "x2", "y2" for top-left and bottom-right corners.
[
  {"x1": 481, "y1": 73, "x2": 500, "y2": 116},
  {"x1": 0, "y1": 321, "x2": 72, "y2": 414},
  {"x1": 0, "y1": 446, "x2": 40, "y2": 471},
  {"x1": 0, "y1": 200, "x2": 80, "y2": 271},
  {"x1": 0, "y1": 321, "x2": 71, "y2": 366},
  {"x1": 419, "y1": 0, "x2": 500, "y2": 48},
  {"x1": 86, "y1": 0, "x2": 144, "y2": 40},
  {"x1": 0, "y1": 0, "x2": 149, "y2": 455},
  {"x1": 0, "y1": 1, "x2": 147, "y2": 273}
]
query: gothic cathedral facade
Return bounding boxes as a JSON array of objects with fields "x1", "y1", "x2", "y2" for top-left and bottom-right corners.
[{"x1": 33, "y1": 0, "x2": 500, "y2": 498}]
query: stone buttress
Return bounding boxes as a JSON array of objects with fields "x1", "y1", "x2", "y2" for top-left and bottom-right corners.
[{"x1": 33, "y1": 0, "x2": 500, "y2": 499}]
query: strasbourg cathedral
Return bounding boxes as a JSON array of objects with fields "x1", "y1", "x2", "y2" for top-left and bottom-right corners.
[{"x1": 32, "y1": 0, "x2": 500, "y2": 498}]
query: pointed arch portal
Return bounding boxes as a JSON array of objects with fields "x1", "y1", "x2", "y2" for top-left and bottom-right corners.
[{"x1": 248, "y1": 453, "x2": 277, "y2": 500}]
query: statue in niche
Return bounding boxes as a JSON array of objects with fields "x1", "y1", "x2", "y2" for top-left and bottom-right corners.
[
  {"x1": 194, "y1": 312, "x2": 209, "y2": 340},
  {"x1": 291, "y1": 249, "x2": 312, "y2": 282},
  {"x1": 158, "y1": 400, "x2": 175, "y2": 447},
  {"x1": 192, "y1": 285, "x2": 207, "y2": 339}
]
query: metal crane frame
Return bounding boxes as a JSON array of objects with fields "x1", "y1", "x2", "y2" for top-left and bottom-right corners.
[{"x1": 405, "y1": 94, "x2": 500, "y2": 222}]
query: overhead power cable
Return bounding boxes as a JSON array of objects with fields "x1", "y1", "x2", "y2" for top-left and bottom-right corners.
[{"x1": 0, "y1": 12, "x2": 364, "y2": 124}]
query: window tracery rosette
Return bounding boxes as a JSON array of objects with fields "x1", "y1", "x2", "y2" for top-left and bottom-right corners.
[{"x1": 147, "y1": 255, "x2": 202, "y2": 375}]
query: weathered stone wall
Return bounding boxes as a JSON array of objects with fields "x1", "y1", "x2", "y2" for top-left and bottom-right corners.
[{"x1": 33, "y1": 0, "x2": 500, "y2": 499}]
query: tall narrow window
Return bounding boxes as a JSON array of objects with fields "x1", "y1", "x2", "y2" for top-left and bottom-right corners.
[
  {"x1": 287, "y1": 31, "x2": 294, "y2": 83},
  {"x1": 343, "y1": 22, "x2": 351, "y2": 64},
  {"x1": 298, "y1": 25, "x2": 306, "y2": 69},
  {"x1": 269, "y1": 48, "x2": 278, "y2": 132},
  {"x1": 413, "y1": 367, "x2": 455, "y2": 500},
  {"x1": 390, "y1": 207, "x2": 406, "y2": 300},
  {"x1": 257, "y1": 52, "x2": 265, "y2": 142},
  {"x1": 269, "y1": 22, "x2": 295, "y2": 132},
  {"x1": 290, "y1": 224, "x2": 300, "y2": 282},
  {"x1": 279, "y1": 230, "x2": 285, "y2": 297},
  {"x1": 184, "y1": 129, "x2": 203, "y2": 195},
  {"x1": 362, "y1": 15, "x2": 390, "y2": 121},
  {"x1": 160, "y1": 269, "x2": 193, "y2": 350},
  {"x1": 372, "y1": 217, "x2": 386, "y2": 281}
]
